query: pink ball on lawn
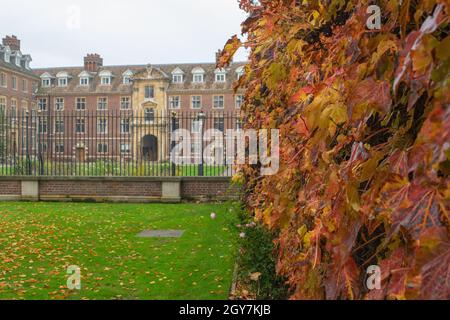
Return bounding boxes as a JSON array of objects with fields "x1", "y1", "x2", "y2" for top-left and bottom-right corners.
[{"x1": 210, "y1": 213, "x2": 217, "y2": 219}]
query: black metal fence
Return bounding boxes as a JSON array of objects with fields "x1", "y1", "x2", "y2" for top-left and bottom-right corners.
[{"x1": 0, "y1": 109, "x2": 242, "y2": 177}]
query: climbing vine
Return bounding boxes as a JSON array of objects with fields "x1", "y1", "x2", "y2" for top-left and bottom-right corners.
[{"x1": 221, "y1": 0, "x2": 449, "y2": 299}]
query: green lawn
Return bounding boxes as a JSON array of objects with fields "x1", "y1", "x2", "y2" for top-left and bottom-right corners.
[{"x1": 0, "y1": 202, "x2": 238, "y2": 300}]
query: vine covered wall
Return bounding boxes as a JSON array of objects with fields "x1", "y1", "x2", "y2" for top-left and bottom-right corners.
[{"x1": 221, "y1": 0, "x2": 449, "y2": 299}]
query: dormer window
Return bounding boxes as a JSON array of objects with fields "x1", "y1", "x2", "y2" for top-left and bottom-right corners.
[
  {"x1": 122, "y1": 70, "x2": 133, "y2": 85},
  {"x1": 15, "y1": 52, "x2": 22, "y2": 66},
  {"x1": 214, "y1": 68, "x2": 227, "y2": 83},
  {"x1": 99, "y1": 70, "x2": 113, "y2": 86},
  {"x1": 78, "y1": 71, "x2": 91, "y2": 86},
  {"x1": 236, "y1": 66, "x2": 245, "y2": 80},
  {"x1": 171, "y1": 67, "x2": 184, "y2": 83},
  {"x1": 192, "y1": 67, "x2": 205, "y2": 83},
  {"x1": 58, "y1": 78, "x2": 67, "y2": 86},
  {"x1": 56, "y1": 72, "x2": 69, "y2": 87},
  {"x1": 40, "y1": 72, "x2": 53, "y2": 87},
  {"x1": 4, "y1": 47, "x2": 11, "y2": 63}
]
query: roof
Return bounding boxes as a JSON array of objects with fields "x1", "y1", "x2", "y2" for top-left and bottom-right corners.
[
  {"x1": 0, "y1": 44, "x2": 38, "y2": 79},
  {"x1": 33, "y1": 61, "x2": 247, "y2": 95}
]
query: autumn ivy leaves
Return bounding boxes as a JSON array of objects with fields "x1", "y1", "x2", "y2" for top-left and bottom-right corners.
[{"x1": 221, "y1": 0, "x2": 449, "y2": 300}]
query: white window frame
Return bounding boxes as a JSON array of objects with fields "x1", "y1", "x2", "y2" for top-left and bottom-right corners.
[
  {"x1": 213, "y1": 95, "x2": 225, "y2": 109},
  {"x1": 172, "y1": 74, "x2": 183, "y2": 83},
  {"x1": 191, "y1": 96, "x2": 202, "y2": 109},
  {"x1": 58, "y1": 77, "x2": 68, "y2": 87},
  {"x1": 80, "y1": 77, "x2": 89, "y2": 86},
  {"x1": 193, "y1": 73, "x2": 204, "y2": 83},
  {"x1": 0, "y1": 72, "x2": 6, "y2": 88},
  {"x1": 215, "y1": 73, "x2": 226, "y2": 83},
  {"x1": 235, "y1": 94, "x2": 244, "y2": 109},
  {"x1": 120, "y1": 97, "x2": 131, "y2": 110},
  {"x1": 76, "y1": 97, "x2": 86, "y2": 111},
  {"x1": 54, "y1": 97, "x2": 64, "y2": 111},
  {"x1": 97, "y1": 118, "x2": 108, "y2": 135},
  {"x1": 97, "y1": 97, "x2": 108, "y2": 111},
  {"x1": 42, "y1": 78, "x2": 51, "y2": 87},
  {"x1": 169, "y1": 96, "x2": 181, "y2": 109},
  {"x1": 101, "y1": 76, "x2": 111, "y2": 86}
]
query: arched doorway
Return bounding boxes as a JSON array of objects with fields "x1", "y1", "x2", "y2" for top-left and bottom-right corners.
[{"x1": 142, "y1": 135, "x2": 158, "y2": 161}]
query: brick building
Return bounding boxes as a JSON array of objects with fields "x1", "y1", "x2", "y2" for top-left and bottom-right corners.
[
  {"x1": 0, "y1": 34, "x2": 246, "y2": 163},
  {"x1": 0, "y1": 35, "x2": 39, "y2": 156},
  {"x1": 32, "y1": 51, "x2": 246, "y2": 162}
]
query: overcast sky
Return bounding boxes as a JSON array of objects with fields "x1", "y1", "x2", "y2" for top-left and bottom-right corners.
[{"x1": 0, "y1": 0, "x2": 248, "y2": 68}]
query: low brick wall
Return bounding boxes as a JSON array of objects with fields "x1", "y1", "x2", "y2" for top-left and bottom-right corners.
[
  {"x1": 181, "y1": 178, "x2": 241, "y2": 201},
  {"x1": 0, "y1": 181, "x2": 21, "y2": 196},
  {"x1": 0, "y1": 177, "x2": 240, "y2": 203}
]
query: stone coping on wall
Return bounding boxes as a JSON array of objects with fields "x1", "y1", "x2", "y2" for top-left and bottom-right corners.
[{"x1": 0, "y1": 176, "x2": 239, "y2": 203}]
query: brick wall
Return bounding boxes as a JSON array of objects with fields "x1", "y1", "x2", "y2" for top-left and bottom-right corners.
[
  {"x1": 181, "y1": 179, "x2": 240, "y2": 201},
  {"x1": 0, "y1": 177, "x2": 239, "y2": 202},
  {"x1": 0, "y1": 181, "x2": 21, "y2": 195},
  {"x1": 39, "y1": 180, "x2": 162, "y2": 197}
]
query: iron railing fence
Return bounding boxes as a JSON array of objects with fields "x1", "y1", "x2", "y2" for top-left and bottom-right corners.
[{"x1": 0, "y1": 109, "x2": 242, "y2": 177}]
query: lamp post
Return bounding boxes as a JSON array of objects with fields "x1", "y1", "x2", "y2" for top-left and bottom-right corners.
[
  {"x1": 170, "y1": 111, "x2": 177, "y2": 176},
  {"x1": 198, "y1": 111, "x2": 206, "y2": 176}
]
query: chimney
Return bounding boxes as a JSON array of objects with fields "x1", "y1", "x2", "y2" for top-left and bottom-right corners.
[
  {"x1": 84, "y1": 53, "x2": 103, "y2": 72},
  {"x1": 215, "y1": 49, "x2": 222, "y2": 65},
  {"x1": 2, "y1": 35, "x2": 20, "y2": 51}
]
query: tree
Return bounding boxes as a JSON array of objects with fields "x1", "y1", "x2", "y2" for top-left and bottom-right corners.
[{"x1": 221, "y1": 0, "x2": 449, "y2": 300}]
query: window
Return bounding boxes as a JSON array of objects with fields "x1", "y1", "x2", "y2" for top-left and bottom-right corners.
[
  {"x1": 11, "y1": 99, "x2": 17, "y2": 119},
  {"x1": 193, "y1": 74, "x2": 204, "y2": 83},
  {"x1": 172, "y1": 74, "x2": 183, "y2": 83},
  {"x1": 121, "y1": 118, "x2": 130, "y2": 134},
  {"x1": 123, "y1": 76, "x2": 131, "y2": 85},
  {"x1": 191, "y1": 120, "x2": 201, "y2": 133},
  {"x1": 76, "y1": 97, "x2": 86, "y2": 111},
  {"x1": 122, "y1": 70, "x2": 133, "y2": 85},
  {"x1": 21, "y1": 100, "x2": 28, "y2": 112},
  {"x1": 80, "y1": 77, "x2": 89, "y2": 86},
  {"x1": 55, "y1": 98, "x2": 64, "y2": 111},
  {"x1": 97, "y1": 97, "x2": 108, "y2": 110},
  {"x1": 97, "y1": 118, "x2": 108, "y2": 134},
  {"x1": 1, "y1": 73, "x2": 7, "y2": 87},
  {"x1": 192, "y1": 67, "x2": 205, "y2": 83},
  {"x1": 236, "y1": 119, "x2": 243, "y2": 131},
  {"x1": 101, "y1": 77, "x2": 111, "y2": 85},
  {"x1": 22, "y1": 79, "x2": 27, "y2": 92},
  {"x1": 55, "y1": 119, "x2": 65, "y2": 134},
  {"x1": 55, "y1": 143, "x2": 64, "y2": 154},
  {"x1": 215, "y1": 73, "x2": 226, "y2": 83},
  {"x1": 144, "y1": 108, "x2": 155, "y2": 122},
  {"x1": 191, "y1": 96, "x2": 201, "y2": 109},
  {"x1": 169, "y1": 96, "x2": 181, "y2": 109},
  {"x1": 42, "y1": 78, "x2": 51, "y2": 87},
  {"x1": 38, "y1": 143, "x2": 47, "y2": 153},
  {"x1": 76, "y1": 118, "x2": 85, "y2": 134},
  {"x1": 120, "y1": 143, "x2": 130, "y2": 154},
  {"x1": 214, "y1": 117, "x2": 225, "y2": 132},
  {"x1": 0, "y1": 97, "x2": 6, "y2": 112},
  {"x1": 38, "y1": 98, "x2": 47, "y2": 111},
  {"x1": 145, "y1": 86, "x2": 154, "y2": 99},
  {"x1": 235, "y1": 95, "x2": 244, "y2": 109},
  {"x1": 58, "y1": 77, "x2": 68, "y2": 87},
  {"x1": 12, "y1": 76, "x2": 17, "y2": 90},
  {"x1": 97, "y1": 143, "x2": 108, "y2": 154},
  {"x1": 213, "y1": 95, "x2": 224, "y2": 109},
  {"x1": 120, "y1": 97, "x2": 130, "y2": 110},
  {"x1": 236, "y1": 66, "x2": 245, "y2": 80},
  {"x1": 191, "y1": 141, "x2": 201, "y2": 156},
  {"x1": 38, "y1": 119, "x2": 47, "y2": 133}
]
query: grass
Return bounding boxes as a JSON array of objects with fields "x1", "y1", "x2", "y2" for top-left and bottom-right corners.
[
  {"x1": 0, "y1": 202, "x2": 238, "y2": 300},
  {"x1": 0, "y1": 159, "x2": 229, "y2": 177}
]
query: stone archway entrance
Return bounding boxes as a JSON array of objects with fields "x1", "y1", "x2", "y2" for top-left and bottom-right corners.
[{"x1": 142, "y1": 135, "x2": 158, "y2": 161}]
